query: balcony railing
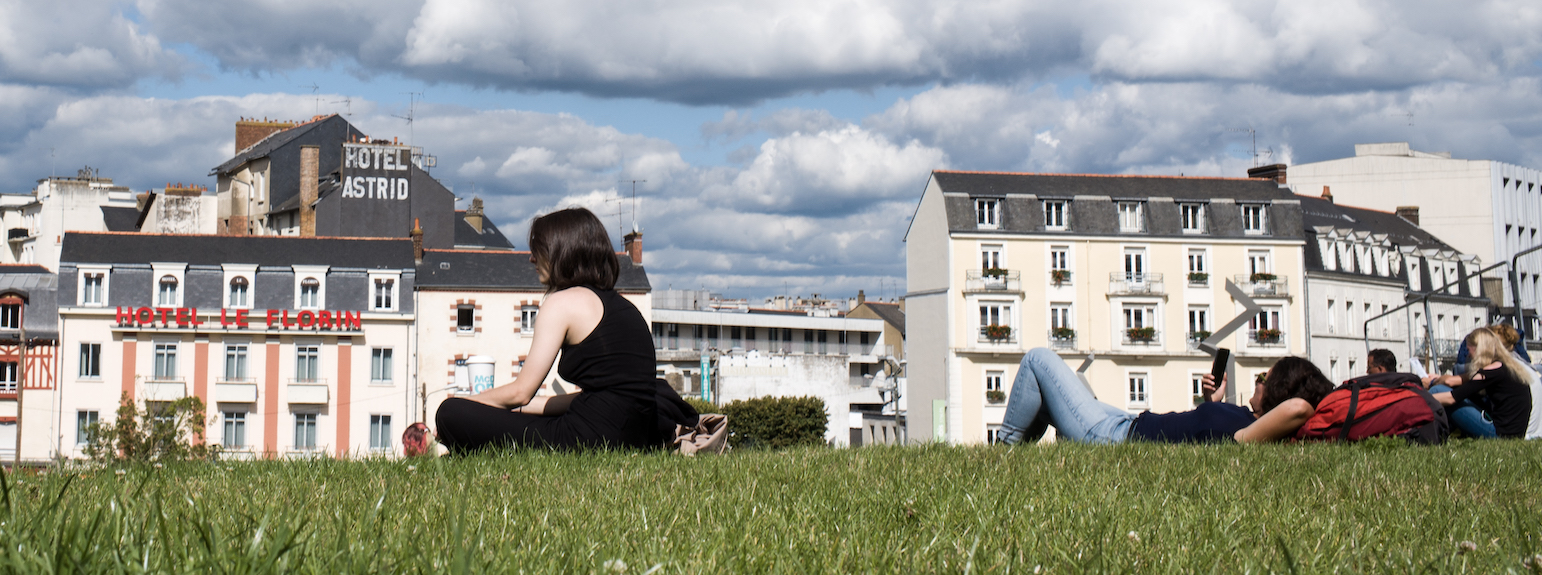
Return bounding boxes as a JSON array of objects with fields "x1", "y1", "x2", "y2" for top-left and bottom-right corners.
[
  {"x1": 1186, "y1": 272, "x2": 1209, "y2": 287},
  {"x1": 1247, "y1": 329, "x2": 1286, "y2": 347},
  {"x1": 1186, "y1": 331, "x2": 1212, "y2": 350},
  {"x1": 6, "y1": 228, "x2": 31, "y2": 241},
  {"x1": 1234, "y1": 274, "x2": 1290, "y2": 297},
  {"x1": 1047, "y1": 270, "x2": 1072, "y2": 287},
  {"x1": 1048, "y1": 329, "x2": 1077, "y2": 350},
  {"x1": 965, "y1": 269, "x2": 1022, "y2": 292},
  {"x1": 1413, "y1": 337, "x2": 1464, "y2": 360},
  {"x1": 1109, "y1": 273, "x2": 1164, "y2": 296},
  {"x1": 977, "y1": 326, "x2": 1017, "y2": 345},
  {"x1": 1121, "y1": 328, "x2": 1161, "y2": 346}
]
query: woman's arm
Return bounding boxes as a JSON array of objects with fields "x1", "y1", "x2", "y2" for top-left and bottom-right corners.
[
  {"x1": 463, "y1": 289, "x2": 601, "y2": 409},
  {"x1": 1233, "y1": 398, "x2": 1315, "y2": 443},
  {"x1": 1448, "y1": 362, "x2": 1502, "y2": 404}
]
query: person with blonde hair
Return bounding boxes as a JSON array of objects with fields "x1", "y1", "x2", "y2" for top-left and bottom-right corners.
[{"x1": 1429, "y1": 328, "x2": 1534, "y2": 438}]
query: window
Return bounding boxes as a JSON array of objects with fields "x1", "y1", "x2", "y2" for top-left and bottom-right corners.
[
  {"x1": 225, "y1": 344, "x2": 248, "y2": 381},
  {"x1": 294, "y1": 413, "x2": 317, "y2": 450},
  {"x1": 975, "y1": 198, "x2": 999, "y2": 228},
  {"x1": 979, "y1": 302, "x2": 1012, "y2": 329},
  {"x1": 980, "y1": 244, "x2": 1003, "y2": 270},
  {"x1": 1191, "y1": 374, "x2": 1205, "y2": 404},
  {"x1": 1049, "y1": 246, "x2": 1069, "y2": 271},
  {"x1": 1128, "y1": 373, "x2": 1149, "y2": 408},
  {"x1": 985, "y1": 424, "x2": 1003, "y2": 444},
  {"x1": 1123, "y1": 305, "x2": 1155, "y2": 329},
  {"x1": 803, "y1": 329, "x2": 813, "y2": 353},
  {"x1": 1242, "y1": 204, "x2": 1267, "y2": 234},
  {"x1": 1247, "y1": 250, "x2": 1271, "y2": 276},
  {"x1": 373, "y1": 278, "x2": 394, "y2": 311},
  {"x1": 223, "y1": 411, "x2": 246, "y2": 448},
  {"x1": 229, "y1": 277, "x2": 249, "y2": 308},
  {"x1": 708, "y1": 326, "x2": 721, "y2": 349},
  {"x1": 157, "y1": 275, "x2": 179, "y2": 306},
  {"x1": 153, "y1": 343, "x2": 177, "y2": 380},
  {"x1": 76, "y1": 410, "x2": 98, "y2": 445},
  {"x1": 457, "y1": 306, "x2": 474, "y2": 333},
  {"x1": 0, "y1": 304, "x2": 19, "y2": 329},
  {"x1": 985, "y1": 371, "x2": 1003, "y2": 392},
  {"x1": 299, "y1": 277, "x2": 320, "y2": 309},
  {"x1": 79, "y1": 343, "x2": 101, "y2": 378},
  {"x1": 1050, "y1": 304, "x2": 1072, "y2": 330},
  {"x1": 82, "y1": 273, "x2": 104, "y2": 305},
  {"x1": 731, "y1": 326, "x2": 743, "y2": 348},
  {"x1": 520, "y1": 306, "x2": 538, "y2": 332},
  {"x1": 370, "y1": 414, "x2": 392, "y2": 450},
  {"x1": 1123, "y1": 248, "x2": 1147, "y2": 281},
  {"x1": 745, "y1": 327, "x2": 757, "y2": 350},
  {"x1": 1044, "y1": 200, "x2": 1066, "y2": 230},
  {"x1": 1188, "y1": 307, "x2": 1209, "y2": 338},
  {"x1": 1345, "y1": 301, "x2": 1355, "y2": 336},
  {"x1": 0, "y1": 362, "x2": 15, "y2": 393},
  {"x1": 295, "y1": 345, "x2": 319, "y2": 382},
  {"x1": 1187, "y1": 249, "x2": 1207, "y2": 275},
  {"x1": 1117, "y1": 202, "x2": 1143, "y2": 232},
  {"x1": 1250, "y1": 306, "x2": 1283, "y2": 342},
  {"x1": 371, "y1": 348, "x2": 393, "y2": 383},
  {"x1": 1326, "y1": 299, "x2": 1337, "y2": 334},
  {"x1": 1180, "y1": 203, "x2": 1205, "y2": 233}
]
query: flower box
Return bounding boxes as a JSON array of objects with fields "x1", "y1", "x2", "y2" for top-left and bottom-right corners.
[
  {"x1": 982, "y1": 267, "x2": 1009, "y2": 279},
  {"x1": 1126, "y1": 327, "x2": 1156, "y2": 342},
  {"x1": 1187, "y1": 272, "x2": 1209, "y2": 284},
  {"x1": 1050, "y1": 269, "x2": 1071, "y2": 284},
  {"x1": 1189, "y1": 330, "x2": 1212, "y2": 342},
  {"x1": 984, "y1": 324, "x2": 1012, "y2": 341},
  {"x1": 986, "y1": 390, "x2": 1006, "y2": 404},
  {"x1": 1249, "y1": 272, "x2": 1277, "y2": 282},
  {"x1": 1051, "y1": 327, "x2": 1076, "y2": 340},
  {"x1": 1255, "y1": 328, "x2": 1282, "y2": 343}
]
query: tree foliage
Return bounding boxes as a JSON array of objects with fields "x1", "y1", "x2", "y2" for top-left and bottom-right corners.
[
  {"x1": 720, "y1": 395, "x2": 827, "y2": 449},
  {"x1": 85, "y1": 393, "x2": 216, "y2": 461}
]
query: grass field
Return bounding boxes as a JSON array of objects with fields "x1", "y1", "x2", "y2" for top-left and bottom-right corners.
[{"x1": 1, "y1": 441, "x2": 1540, "y2": 573}]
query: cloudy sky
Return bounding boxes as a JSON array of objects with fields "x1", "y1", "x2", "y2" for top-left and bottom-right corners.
[{"x1": 3, "y1": 0, "x2": 1541, "y2": 300}]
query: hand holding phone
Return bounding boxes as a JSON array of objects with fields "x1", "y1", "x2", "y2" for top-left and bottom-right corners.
[{"x1": 1204, "y1": 348, "x2": 1230, "y2": 403}]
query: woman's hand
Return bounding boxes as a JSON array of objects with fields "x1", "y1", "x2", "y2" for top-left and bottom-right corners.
[
  {"x1": 1234, "y1": 398, "x2": 1315, "y2": 443},
  {"x1": 1200, "y1": 372, "x2": 1227, "y2": 403}
]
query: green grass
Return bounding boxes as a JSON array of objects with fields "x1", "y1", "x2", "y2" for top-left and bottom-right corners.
[{"x1": 2, "y1": 440, "x2": 1541, "y2": 573}]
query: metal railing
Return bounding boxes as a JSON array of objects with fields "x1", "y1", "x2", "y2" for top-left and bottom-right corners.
[
  {"x1": 1120, "y1": 329, "x2": 1161, "y2": 346},
  {"x1": 965, "y1": 269, "x2": 1022, "y2": 292},
  {"x1": 1233, "y1": 275, "x2": 1290, "y2": 297},
  {"x1": 1108, "y1": 273, "x2": 1164, "y2": 295},
  {"x1": 1048, "y1": 330, "x2": 1076, "y2": 349},
  {"x1": 1413, "y1": 337, "x2": 1464, "y2": 360},
  {"x1": 1247, "y1": 329, "x2": 1286, "y2": 347},
  {"x1": 977, "y1": 327, "x2": 1017, "y2": 345},
  {"x1": 1047, "y1": 270, "x2": 1073, "y2": 287}
]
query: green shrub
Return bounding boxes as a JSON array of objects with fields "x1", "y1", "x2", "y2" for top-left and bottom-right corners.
[
  {"x1": 684, "y1": 396, "x2": 718, "y2": 416},
  {"x1": 85, "y1": 393, "x2": 216, "y2": 462},
  {"x1": 721, "y1": 396, "x2": 827, "y2": 449}
]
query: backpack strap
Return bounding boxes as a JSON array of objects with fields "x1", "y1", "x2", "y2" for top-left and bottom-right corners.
[{"x1": 1340, "y1": 379, "x2": 1363, "y2": 441}]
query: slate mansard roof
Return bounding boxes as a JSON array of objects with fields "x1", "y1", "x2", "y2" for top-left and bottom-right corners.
[
  {"x1": 0, "y1": 264, "x2": 60, "y2": 339},
  {"x1": 931, "y1": 170, "x2": 1302, "y2": 239},
  {"x1": 1298, "y1": 195, "x2": 1455, "y2": 253},
  {"x1": 60, "y1": 232, "x2": 415, "y2": 270},
  {"x1": 415, "y1": 249, "x2": 652, "y2": 293},
  {"x1": 453, "y1": 211, "x2": 515, "y2": 250}
]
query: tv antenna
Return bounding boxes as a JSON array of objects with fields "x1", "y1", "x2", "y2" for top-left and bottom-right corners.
[
  {"x1": 394, "y1": 92, "x2": 423, "y2": 146},
  {"x1": 299, "y1": 83, "x2": 321, "y2": 114},
  {"x1": 331, "y1": 97, "x2": 352, "y2": 116},
  {"x1": 1229, "y1": 125, "x2": 1273, "y2": 167},
  {"x1": 1388, "y1": 110, "x2": 1415, "y2": 127},
  {"x1": 618, "y1": 179, "x2": 645, "y2": 232}
]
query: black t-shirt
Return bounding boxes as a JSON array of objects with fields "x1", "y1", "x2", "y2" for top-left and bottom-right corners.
[
  {"x1": 1452, "y1": 365, "x2": 1533, "y2": 438},
  {"x1": 1128, "y1": 402, "x2": 1256, "y2": 443}
]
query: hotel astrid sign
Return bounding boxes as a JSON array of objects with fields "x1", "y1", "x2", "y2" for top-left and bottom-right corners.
[
  {"x1": 341, "y1": 143, "x2": 410, "y2": 200},
  {"x1": 115, "y1": 307, "x2": 363, "y2": 332}
]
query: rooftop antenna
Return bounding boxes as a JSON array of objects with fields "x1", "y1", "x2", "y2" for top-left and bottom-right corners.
[
  {"x1": 619, "y1": 179, "x2": 646, "y2": 232},
  {"x1": 395, "y1": 92, "x2": 423, "y2": 147},
  {"x1": 598, "y1": 195, "x2": 626, "y2": 243},
  {"x1": 300, "y1": 83, "x2": 321, "y2": 115},
  {"x1": 1228, "y1": 125, "x2": 1272, "y2": 167},
  {"x1": 331, "y1": 97, "x2": 352, "y2": 116},
  {"x1": 1388, "y1": 110, "x2": 1415, "y2": 127}
]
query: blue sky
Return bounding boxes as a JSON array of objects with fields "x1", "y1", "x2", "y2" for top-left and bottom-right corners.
[{"x1": 3, "y1": 0, "x2": 1540, "y2": 299}]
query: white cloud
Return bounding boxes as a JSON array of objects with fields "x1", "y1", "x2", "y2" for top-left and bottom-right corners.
[{"x1": 0, "y1": 0, "x2": 186, "y2": 89}]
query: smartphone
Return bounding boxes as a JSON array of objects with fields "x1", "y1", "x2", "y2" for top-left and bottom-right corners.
[{"x1": 1206, "y1": 348, "x2": 1231, "y2": 402}]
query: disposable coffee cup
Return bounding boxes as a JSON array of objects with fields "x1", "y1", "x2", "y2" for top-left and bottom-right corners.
[{"x1": 467, "y1": 356, "x2": 496, "y2": 393}]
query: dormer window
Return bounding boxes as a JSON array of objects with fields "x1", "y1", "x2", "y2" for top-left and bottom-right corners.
[
  {"x1": 1117, "y1": 202, "x2": 1144, "y2": 233},
  {"x1": 229, "y1": 277, "x2": 249, "y2": 308},
  {"x1": 1180, "y1": 203, "x2": 1205, "y2": 234},
  {"x1": 1043, "y1": 200, "x2": 1066, "y2": 230},
  {"x1": 299, "y1": 278, "x2": 320, "y2": 309},
  {"x1": 975, "y1": 198, "x2": 1000, "y2": 229},
  {"x1": 157, "y1": 275, "x2": 179, "y2": 306},
  {"x1": 82, "y1": 273, "x2": 105, "y2": 306},
  {"x1": 373, "y1": 278, "x2": 394, "y2": 311},
  {"x1": 1242, "y1": 204, "x2": 1267, "y2": 234}
]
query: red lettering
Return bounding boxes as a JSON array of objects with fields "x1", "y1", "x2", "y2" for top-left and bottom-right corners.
[
  {"x1": 346, "y1": 311, "x2": 362, "y2": 330},
  {"x1": 190, "y1": 308, "x2": 204, "y2": 327},
  {"x1": 266, "y1": 309, "x2": 279, "y2": 328},
  {"x1": 175, "y1": 308, "x2": 191, "y2": 326},
  {"x1": 298, "y1": 310, "x2": 315, "y2": 329},
  {"x1": 318, "y1": 310, "x2": 332, "y2": 330},
  {"x1": 220, "y1": 309, "x2": 234, "y2": 327},
  {"x1": 156, "y1": 308, "x2": 173, "y2": 325},
  {"x1": 136, "y1": 307, "x2": 153, "y2": 325},
  {"x1": 115, "y1": 307, "x2": 134, "y2": 325},
  {"x1": 236, "y1": 309, "x2": 250, "y2": 328},
  {"x1": 281, "y1": 310, "x2": 295, "y2": 328}
]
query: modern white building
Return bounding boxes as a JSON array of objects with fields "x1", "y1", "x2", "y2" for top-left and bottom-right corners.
[
  {"x1": 0, "y1": 170, "x2": 140, "y2": 269},
  {"x1": 1289, "y1": 143, "x2": 1542, "y2": 335}
]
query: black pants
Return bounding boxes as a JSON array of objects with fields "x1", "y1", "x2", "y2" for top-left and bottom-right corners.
[{"x1": 435, "y1": 390, "x2": 660, "y2": 453}]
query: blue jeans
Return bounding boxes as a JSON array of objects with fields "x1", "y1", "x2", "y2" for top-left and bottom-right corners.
[
  {"x1": 998, "y1": 348, "x2": 1136, "y2": 444},
  {"x1": 1428, "y1": 384, "x2": 1498, "y2": 438}
]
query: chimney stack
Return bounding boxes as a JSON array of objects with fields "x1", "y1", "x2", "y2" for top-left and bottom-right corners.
[
  {"x1": 1321, "y1": 185, "x2": 1333, "y2": 203},
  {"x1": 1247, "y1": 163, "x2": 1288, "y2": 184},
  {"x1": 1396, "y1": 206, "x2": 1420, "y2": 226},
  {"x1": 234, "y1": 118, "x2": 296, "y2": 154},
  {"x1": 411, "y1": 219, "x2": 424, "y2": 263},
  {"x1": 464, "y1": 197, "x2": 485, "y2": 234},
  {"x1": 299, "y1": 145, "x2": 319, "y2": 237},
  {"x1": 623, "y1": 229, "x2": 643, "y2": 265},
  {"x1": 857, "y1": 290, "x2": 865, "y2": 305}
]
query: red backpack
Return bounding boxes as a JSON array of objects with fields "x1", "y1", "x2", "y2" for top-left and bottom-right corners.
[{"x1": 1295, "y1": 372, "x2": 1449, "y2": 444}]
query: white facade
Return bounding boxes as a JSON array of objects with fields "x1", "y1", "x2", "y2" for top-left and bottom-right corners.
[{"x1": 0, "y1": 174, "x2": 138, "y2": 269}]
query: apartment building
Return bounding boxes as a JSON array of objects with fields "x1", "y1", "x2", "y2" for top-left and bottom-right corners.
[
  {"x1": 0, "y1": 170, "x2": 140, "y2": 269},
  {"x1": 905, "y1": 170, "x2": 1306, "y2": 444}
]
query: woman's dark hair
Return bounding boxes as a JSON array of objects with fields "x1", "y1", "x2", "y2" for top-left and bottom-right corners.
[
  {"x1": 528, "y1": 208, "x2": 618, "y2": 291},
  {"x1": 1258, "y1": 357, "x2": 1334, "y2": 413}
]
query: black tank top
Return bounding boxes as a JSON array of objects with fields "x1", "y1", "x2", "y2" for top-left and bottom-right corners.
[{"x1": 556, "y1": 287, "x2": 656, "y2": 395}]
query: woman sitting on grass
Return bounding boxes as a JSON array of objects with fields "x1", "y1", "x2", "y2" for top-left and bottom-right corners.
[
  {"x1": 1426, "y1": 328, "x2": 1534, "y2": 439},
  {"x1": 997, "y1": 349, "x2": 1333, "y2": 445},
  {"x1": 435, "y1": 208, "x2": 659, "y2": 453}
]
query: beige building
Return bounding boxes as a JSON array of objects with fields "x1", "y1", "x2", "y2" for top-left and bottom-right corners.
[{"x1": 905, "y1": 170, "x2": 1307, "y2": 444}]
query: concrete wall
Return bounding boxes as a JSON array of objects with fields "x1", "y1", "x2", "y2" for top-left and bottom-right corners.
[
  {"x1": 715, "y1": 351, "x2": 882, "y2": 446},
  {"x1": 903, "y1": 177, "x2": 951, "y2": 442}
]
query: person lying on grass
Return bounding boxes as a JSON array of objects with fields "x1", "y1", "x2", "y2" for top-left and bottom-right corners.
[
  {"x1": 997, "y1": 349, "x2": 1333, "y2": 445},
  {"x1": 435, "y1": 207, "x2": 659, "y2": 453}
]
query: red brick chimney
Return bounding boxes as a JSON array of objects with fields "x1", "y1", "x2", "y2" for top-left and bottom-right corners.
[
  {"x1": 1396, "y1": 206, "x2": 1420, "y2": 226},
  {"x1": 411, "y1": 219, "x2": 424, "y2": 263},
  {"x1": 623, "y1": 230, "x2": 643, "y2": 265},
  {"x1": 1320, "y1": 185, "x2": 1333, "y2": 204},
  {"x1": 1247, "y1": 163, "x2": 1287, "y2": 184},
  {"x1": 299, "y1": 145, "x2": 319, "y2": 237},
  {"x1": 234, "y1": 118, "x2": 296, "y2": 154}
]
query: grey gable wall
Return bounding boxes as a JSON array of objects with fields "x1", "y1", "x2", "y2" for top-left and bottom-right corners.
[
  {"x1": 255, "y1": 269, "x2": 294, "y2": 309},
  {"x1": 109, "y1": 268, "x2": 150, "y2": 307},
  {"x1": 185, "y1": 267, "x2": 223, "y2": 309},
  {"x1": 58, "y1": 265, "x2": 77, "y2": 307},
  {"x1": 328, "y1": 270, "x2": 367, "y2": 310}
]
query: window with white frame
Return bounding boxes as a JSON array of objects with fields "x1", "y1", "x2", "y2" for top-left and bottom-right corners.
[
  {"x1": 1123, "y1": 304, "x2": 1156, "y2": 329},
  {"x1": 293, "y1": 266, "x2": 328, "y2": 310},
  {"x1": 457, "y1": 305, "x2": 475, "y2": 333},
  {"x1": 1123, "y1": 248, "x2": 1147, "y2": 281},
  {"x1": 1191, "y1": 374, "x2": 1205, "y2": 404},
  {"x1": 293, "y1": 413, "x2": 317, "y2": 450},
  {"x1": 223, "y1": 411, "x2": 246, "y2": 448},
  {"x1": 1180, "y1": 203, "x2": 1205, "y2": 233},
  {"x1": 373, "y1": 278, "x2": 395, "y2": 311},
  {"x1": 1247, "y1": 250, "x2": 1272, "y2": 276},
  {"x1": 520, "y1": 305, "x2": 538, "y2": 333},
  {"x1": 980, "y1": 244, "x2": 1003, "y2": 270},
  {"x1": 299, "y1": 277, "x2": 321, "y2": 309},
  {"x1": 1049, "y1": 246, "x2": 1069, "y2": 271},
  {"x1": 985, "y1": 370, "x2": 1003, "y2": 392},
  {"x1": 153, "y1": 343, "x2": 177, "y2": 380},
  {"x1": 985, "y1": 424, "x2": 1003, "y2": 444},
  {"x1": 79, "y1": 343, "x2": 101, "y2": 378},
  {"x1": 979, "y1": 302, "x2": 1012, "y2": 338},
  {"x1": 0, "y1": 362, "x2": 16, "y2": 393},
  {"x1": 229, "y1": 276, "x2": 249, "y2": 308},
  {"x1": 1345, "y1": 301, "x2": 1355, "y2": 336},
  {"x1": 975, "y1": 198, "x2": 1000, "y2": 228},
  {"x1": 1050, "y1": 304, "x2": 1072, "y2": 330},
  {"x1": 224, "y1": 344, "x2": 248, "y2": 381},
  {"x1": 1043, "y1": 200, "x2": 1067, "y2": 230},
  {"x1": 1242, "y1": 204, "x2": 1267, "y2": 234},
  {"x1": 77, "y1": 410, "x2": 99, "y2": 445},
  {"x1": 370, "y1": 414, "x2": 392, "y2": 450},
  {"x1": 157, "y1": 275, "x2": 179, "y2": 306},
  {"x1": 295, "y1": 345, "x2": 319, "y2": 382},
  {"x1": 1128, "y1": 372, "x2": 1149, "y2": 408},
  {"x1": 1117, "y1": 202, "x2": 1144, "y2": 232},
  {"x1": 1327, "y1": 299, "x2": 1337, "y2": 334},
  {"x1": 0, "y1": 304, "x2": 18, "y2": 330},
  {"x1": 1188, "y1": 307, "x2": 1209, "y2": 339},
  {"x1": 371, "y1": 348, "x2": 393, "y2": 383},
  {"x1": 1250, "y1": 306, "x2": 1283, "y2": 336},
  {"x1": 1187, "y1": 249, "x2": 1207, "y2": 275},
  {"x1": 82, "y1": 272, "x2": 105, "y2": 306}
]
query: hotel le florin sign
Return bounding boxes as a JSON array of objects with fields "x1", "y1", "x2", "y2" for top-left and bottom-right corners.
[{"x1": 114, "y1": 307, "x2": 364, "y2": 332}]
